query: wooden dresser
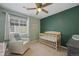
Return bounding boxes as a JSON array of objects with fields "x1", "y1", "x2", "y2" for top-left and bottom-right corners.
[{"x1": 39, "y1": 31, "x2": 61, "y2": 50}]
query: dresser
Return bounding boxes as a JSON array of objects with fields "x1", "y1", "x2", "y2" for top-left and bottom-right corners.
[{"x1": 39, "y1": 31, "x2": 61, "y2": 50}]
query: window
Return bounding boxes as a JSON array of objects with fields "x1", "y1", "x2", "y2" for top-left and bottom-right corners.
[{"x1": 9, "y1": 15, "x2": 29, "y2": 40}]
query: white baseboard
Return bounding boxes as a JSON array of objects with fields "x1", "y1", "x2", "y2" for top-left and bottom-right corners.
[
  {"x1": 61, "y1": 46, "x2": 68, "y2": 49},
  {"x1": 30, "y1": 39, "x2": 39, "y2": 43}
]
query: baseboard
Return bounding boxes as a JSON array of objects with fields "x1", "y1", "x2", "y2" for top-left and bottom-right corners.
[
  {"x1": 61, "y1": 46, "x2": 68, "y2": 49},
  {"x1": 30, "y1": 39, "x2": 39, "y2": 43}
]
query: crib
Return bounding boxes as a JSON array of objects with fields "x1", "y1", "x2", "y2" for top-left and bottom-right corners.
[{"x1": 39, "y1": 31, "x2": 61, "y2": 50}]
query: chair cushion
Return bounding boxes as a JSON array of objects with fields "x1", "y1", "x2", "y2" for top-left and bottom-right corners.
[{"x1": 14, "y1": 33, "x2": 21, "y2": 41}]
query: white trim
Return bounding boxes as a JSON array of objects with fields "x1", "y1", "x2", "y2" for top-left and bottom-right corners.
[
  {"x1": 4, "y1": 12, "x2": 7, "y2": 40},
  {"x1": 61, "y1": 46, "x2": 68, "y2": 49},
  {"x1": 7, "y1": 13, "x2": 10, "y2": 40},
  {"x1": 4, "y1": 12, "x2": 6, "y2": 55},
  {"x1": 27, "y1": 17, "x2": 30, "y2": 37}
]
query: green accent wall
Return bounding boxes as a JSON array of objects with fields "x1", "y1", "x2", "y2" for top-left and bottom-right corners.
[
  {"x1": 40, "y1": 6, "x2": 79, "y2": 47},
  {"x1": 0, "y1": 10, "x2": 6, "y2": 42}
]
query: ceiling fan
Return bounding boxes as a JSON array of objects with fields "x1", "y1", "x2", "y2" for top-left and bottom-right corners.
[{"x1": 23, "y1": 3, "x2": 52, "y2": 15}]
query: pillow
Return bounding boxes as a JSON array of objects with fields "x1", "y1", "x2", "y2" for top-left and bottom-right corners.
[{"x1": 14, "y1": 33, "x2": 21, "y2": 41}]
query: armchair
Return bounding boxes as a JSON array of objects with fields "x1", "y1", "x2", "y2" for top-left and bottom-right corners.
[{"x1": 8, "y1": 33, "x2": 30, "y2": 54}]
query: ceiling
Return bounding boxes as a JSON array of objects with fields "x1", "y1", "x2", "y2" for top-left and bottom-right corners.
[{"x1": 0, "y1": 3, "x2": 79, "y2": 19}]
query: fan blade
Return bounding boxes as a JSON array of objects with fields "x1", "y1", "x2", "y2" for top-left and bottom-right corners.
[
  {"x1": 42, "y1": 9, "x2": 48, "y2": 14},
  {"x1": 27, "y1": 8, "x2": 36, "y2": 10},
  {"x1": 42, "y1": 3, "x2": 52, "y2": 7},
  {"x1": 36, "y1": 11, "x2": 39, "y2": 15},
  {"x1": 23, "y1": 6, "x2": 36, "y2": 10},
  {"x1": 35, "y1": 3, "x2": 42, "y2": 8}
]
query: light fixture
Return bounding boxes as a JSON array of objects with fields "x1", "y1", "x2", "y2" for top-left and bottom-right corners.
[
  {"x1": 37, "y1": 8, "x2": 42, "y2": 12},
  {"x1": 24, "y1": 3, "x2": 52, "y2": 15}
]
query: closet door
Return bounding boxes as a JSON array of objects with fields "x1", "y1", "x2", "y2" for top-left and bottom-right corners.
[{"x1": 0, "y1": 11, "x2": 6, "y2": 41}]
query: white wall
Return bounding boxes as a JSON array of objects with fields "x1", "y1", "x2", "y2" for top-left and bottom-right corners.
[{"x1": 29, "y1": 17, "x2": 40, "y2": 40}]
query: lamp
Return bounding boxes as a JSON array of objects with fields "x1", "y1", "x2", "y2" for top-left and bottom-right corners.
[{"x1": 37, "y1": 8, "x2": 42, "y2": 12}]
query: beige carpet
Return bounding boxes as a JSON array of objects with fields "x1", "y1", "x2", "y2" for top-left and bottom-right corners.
[
  {"x1": 24, "y1": 42, "x2": 67, "y2": 56},
  {"x1": 6, "y1": 42, "x2": 67, "y2": 56}
]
